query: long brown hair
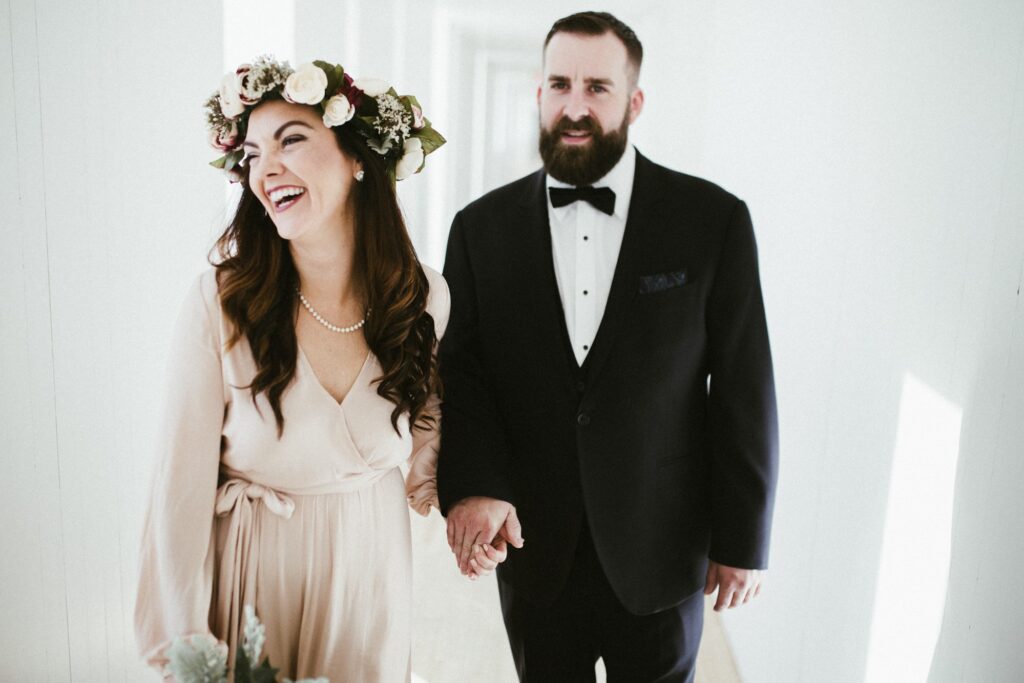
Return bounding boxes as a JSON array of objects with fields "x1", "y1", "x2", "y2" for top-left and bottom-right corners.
[{"x1": 211, "y1": 118, "x2": 439, "y2": 436}]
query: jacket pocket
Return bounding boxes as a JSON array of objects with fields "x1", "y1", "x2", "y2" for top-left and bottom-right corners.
[{"x1": 638, "y1": 269, "x2": 691, "y2": 294}]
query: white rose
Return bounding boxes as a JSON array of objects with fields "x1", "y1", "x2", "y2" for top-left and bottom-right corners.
[
  {"x1": 235, "y1": 64, "x2": 262, "y2": 105},
  {"x1": 322, "y1": 94, "x2": 355, "y2": 127},
  {"x1": 284, "y1": 63, "x2": 328, "y2": 105},
  {"x1": 218, "y1": 72, "x2": 245, "y2": 119},
  {"x1": 353, "y1": 77, "x2": 390, "y2": 97},
  {"x1": 395, "y1": 137, "x2": 424, "y2": 180}
]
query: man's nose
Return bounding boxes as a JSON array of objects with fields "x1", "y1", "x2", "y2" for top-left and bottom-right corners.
[{"x1": 563, "y1": 89, "x2": 589, "y2": 121}]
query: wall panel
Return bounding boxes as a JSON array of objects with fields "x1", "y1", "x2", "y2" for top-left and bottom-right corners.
[{"x1": 1, "y1": 0, "x2": 220, "y2": 679}]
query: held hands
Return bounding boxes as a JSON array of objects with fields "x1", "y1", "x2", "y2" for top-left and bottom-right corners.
[
  {"x1": 446, "y1": 496, "x2": 524, "y2": 580},
  {"x1": 704, "y1": 560, "x2": 764, "y2": 611}
]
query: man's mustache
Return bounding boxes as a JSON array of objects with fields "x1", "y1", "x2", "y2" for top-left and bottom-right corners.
[{"x1": 551, "y1": 116, "x2": 601, "y2": 135}]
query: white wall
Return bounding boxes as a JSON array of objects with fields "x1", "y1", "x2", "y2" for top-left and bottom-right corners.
[
  {"x1": 1, "y1": 1, "x2": 222, "y2": 679},
  {"x1": 2, "y1": 0, "x2": 1023, "y2": 681},
  {"x1": 642, "y1": 2, "x2": 1024, "y2": 681}
]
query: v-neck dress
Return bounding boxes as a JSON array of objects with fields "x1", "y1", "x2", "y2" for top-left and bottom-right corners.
[{"x1": 134, "y1": 266, "x2": 448, "y2": 682}]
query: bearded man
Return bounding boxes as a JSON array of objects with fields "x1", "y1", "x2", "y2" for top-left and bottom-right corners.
[{"x1": 437, "y1": 11, "x2": 779, "y2": 681}]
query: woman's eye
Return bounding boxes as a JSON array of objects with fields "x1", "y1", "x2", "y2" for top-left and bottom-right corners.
[
  {"x1": 282, "y1": 135, "x2": 305, "y2": 147},
  {"x1": 243, "y1": 155, "x2": 259, "y2": 165}
]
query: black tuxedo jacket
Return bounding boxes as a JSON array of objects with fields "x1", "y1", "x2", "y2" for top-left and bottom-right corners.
[{"x1": 437, "y1": 150, "x2": 778, "y2": 615}]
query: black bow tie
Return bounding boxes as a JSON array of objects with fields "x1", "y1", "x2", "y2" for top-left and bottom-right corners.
[{"x1": 548, "y1": 186, "x2": 616, "y2": 216}]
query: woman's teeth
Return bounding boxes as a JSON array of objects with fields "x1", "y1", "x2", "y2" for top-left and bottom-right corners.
[{"x1": 269, "y1": 187, "x2": 306, "y2": 209}]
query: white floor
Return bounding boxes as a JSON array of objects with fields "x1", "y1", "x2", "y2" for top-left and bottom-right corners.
[{"x1": 410, "y1": 509, "x2": 741, "y2": 682}]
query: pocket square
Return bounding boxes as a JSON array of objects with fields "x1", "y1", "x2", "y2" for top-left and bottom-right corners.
[{"x1": 638, "y1": 270, "x2": 689, "y2": 293}]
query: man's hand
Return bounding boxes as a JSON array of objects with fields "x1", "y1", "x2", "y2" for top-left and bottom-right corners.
[
  {"x1": 446, "y1": 496, "x2": 524, "y2": 576},
  {"x1": 704, "y1": 560, "x2": 763, "y2": 611}
]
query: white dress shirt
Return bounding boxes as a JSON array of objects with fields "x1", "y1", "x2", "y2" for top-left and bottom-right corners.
[{"x1": 546, "y1": 146, "x2": 637, "y2": 366}]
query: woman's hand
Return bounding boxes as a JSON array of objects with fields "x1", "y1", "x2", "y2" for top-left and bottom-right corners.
[{"x1": 466, "y1": 537, "x2": 509, "y2": 580}]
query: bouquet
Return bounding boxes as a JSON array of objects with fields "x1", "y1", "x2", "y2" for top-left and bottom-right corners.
[{"x1": 166, "y1": 605, "x2": 327, "y2": 683}]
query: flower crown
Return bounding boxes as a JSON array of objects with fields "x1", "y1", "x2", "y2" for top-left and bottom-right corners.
[{"x1": 205, "y1": 56, "x2": 445, "y2": 182}]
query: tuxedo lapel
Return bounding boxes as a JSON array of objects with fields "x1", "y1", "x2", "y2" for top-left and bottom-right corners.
[
  {"x1": 582, "y1": 152, "x2": 666, "y2": 382},
  {"x1": 517, "y1": 171, "x2": 581, "y2": 381}
]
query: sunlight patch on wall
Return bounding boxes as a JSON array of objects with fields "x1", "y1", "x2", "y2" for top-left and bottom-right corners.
[{"x1": 864, "y1": 372, "x2": 962, "y2": 682}]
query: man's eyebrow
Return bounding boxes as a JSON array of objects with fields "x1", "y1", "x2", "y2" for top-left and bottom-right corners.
[
  {"x1": 546, "y1": 75, "x2": 616, "y2": 87},
  {"x1": 241, "y1": 120, "x2": 315, "y2": 148}
]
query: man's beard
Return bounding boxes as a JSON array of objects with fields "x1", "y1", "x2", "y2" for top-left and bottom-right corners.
[{"x1": 538, "y1": 108, "x2": 629, "y2": 187}]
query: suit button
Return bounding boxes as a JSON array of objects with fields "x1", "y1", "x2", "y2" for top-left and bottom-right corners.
[
  {"x1": 575, "y1": 381, "x2": 586, "y2": 393},
  {"x1": 577, "y1": 413, "x2": 591, "y2": 426}
]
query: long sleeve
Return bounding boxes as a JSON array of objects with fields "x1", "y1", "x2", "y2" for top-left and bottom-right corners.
[
  {"x1": 705, "y1": 200, "x2": 779, "y2": 569},
  {"x1": 406, "y1": 267, "x2": 450, "y2": 516},
  {"x1": 436, "y1": 212, "x2": 517, "y2": 514},
  {"x1": 134, "y1": 271, "x2": 226, "y2": 671}
]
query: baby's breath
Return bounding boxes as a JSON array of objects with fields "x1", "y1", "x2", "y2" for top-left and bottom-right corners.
[
  {"x1": 372, "y1": 93, "x2": 413, "y2": 149},
  {"x1": 241, "y1": 605, "x2": 266, "y2": 665},
  {"x1": 241, "y1": 56, "x2": 293, "y2": 102},
  {"x1": 204, "y1": 94, "x2": 227, "y2": 128}
]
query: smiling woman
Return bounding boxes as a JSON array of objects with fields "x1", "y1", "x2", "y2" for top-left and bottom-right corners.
[
  {"x1": 243, "y1": 105, "x2": 361, "y2": 241},
  {"x1": 131, "y1": 57, "x2": 473, "y2": 681}
]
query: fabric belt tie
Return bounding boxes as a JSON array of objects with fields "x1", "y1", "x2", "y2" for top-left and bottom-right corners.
[
  {"x1": 210, "y1": 478, "x2": 294, "y2": 675},
  {"x1": 215, "y1": 479, "x2": 295, "y2": 519}
]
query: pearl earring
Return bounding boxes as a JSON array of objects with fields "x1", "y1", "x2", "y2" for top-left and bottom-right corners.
[{"x1": 355, "y1": 169, "x2": 365, "y2": 182}]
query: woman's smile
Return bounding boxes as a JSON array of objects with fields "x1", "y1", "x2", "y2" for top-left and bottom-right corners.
[{"x1": 267, "y1": 185, "x2": 307, "y2": 213}]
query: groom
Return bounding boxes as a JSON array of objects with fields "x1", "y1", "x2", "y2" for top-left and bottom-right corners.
[{"x1": 438, "y1": 11, "x2": 778, "y2": 680}]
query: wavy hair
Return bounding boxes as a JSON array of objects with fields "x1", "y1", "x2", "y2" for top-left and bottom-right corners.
[{"x1": 211, "y1": 119, "x2": 439, "y2": 436}]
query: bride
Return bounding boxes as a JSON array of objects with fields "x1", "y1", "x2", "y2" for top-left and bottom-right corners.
[{"x1": 134, "y1": 57, "x2": 504, "y2": 681}]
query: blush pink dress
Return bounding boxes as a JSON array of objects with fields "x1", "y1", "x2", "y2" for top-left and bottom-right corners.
[{"x1": 134, "y1": 266, "x2": 448, "y2": 682}]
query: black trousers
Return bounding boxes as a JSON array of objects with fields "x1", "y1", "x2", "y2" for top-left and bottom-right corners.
[{"x1": 498, "y1": 521, "x2": 704, "y2": 682}]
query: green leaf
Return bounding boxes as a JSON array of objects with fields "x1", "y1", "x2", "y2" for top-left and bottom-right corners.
[
  {"x1": 314, "y1": 60, "x2": 347, "y2": 96},
  {"x1": 210, "y1": 149, "x2": 245, "y2": 173},
  {"x1": 224, "y1": 150, "x2": 244, "y2": 172},
  {"x1": 359, "y1": 96, "x2": 380, "y2": 117},
  {"x1": 350, "y1": 116, "x2": 377, "y2": 139},
  {"x1": 251, "y1": 657, "x2": 280, "y2": 683},
  {"x1": 234, "y1": 645, "x2": 253, "y2": 681},
  {"x1": 366, "y1": 135, "x2": 394, "y2": 155},
  {"x1": 415, "y1": 125, "x2": 446, "y2": 155}
]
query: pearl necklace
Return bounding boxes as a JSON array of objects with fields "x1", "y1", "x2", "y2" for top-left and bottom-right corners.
[{"x1": 296, "y1": 289, "x2": 368, "y2": 333}]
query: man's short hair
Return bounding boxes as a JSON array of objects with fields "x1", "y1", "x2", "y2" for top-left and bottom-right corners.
[{"x1": 544, "y1": 11, "x2": 643, "y2": 84}]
